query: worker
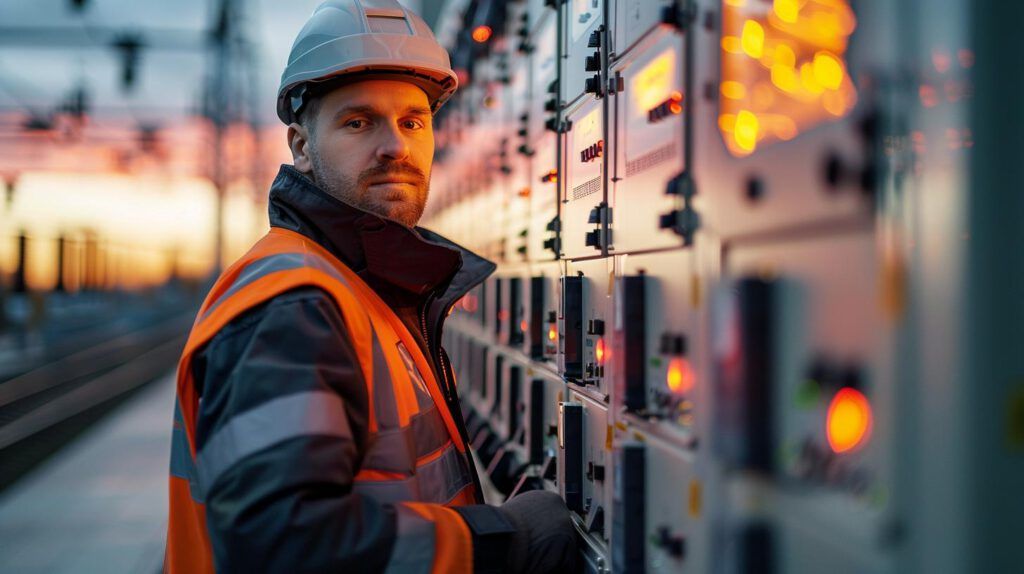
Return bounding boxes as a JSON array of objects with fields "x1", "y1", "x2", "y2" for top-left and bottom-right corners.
[{"x1": 164, "y1": 1, "x2": 577, "y2": 572}]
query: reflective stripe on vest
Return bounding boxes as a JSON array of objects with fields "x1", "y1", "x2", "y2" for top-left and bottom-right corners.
[{"x1": 165, "y1": 227, "x2": 474, "y2": 574}]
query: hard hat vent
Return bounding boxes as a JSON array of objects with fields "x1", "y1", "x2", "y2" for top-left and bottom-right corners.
[{"x1": 367, "y1": 16, "x2": 412, "y2": 35}]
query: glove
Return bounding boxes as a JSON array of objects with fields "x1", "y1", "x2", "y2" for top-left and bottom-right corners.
[{"x1": 498, "y1": 491, "x2": 578, "y2": 574}]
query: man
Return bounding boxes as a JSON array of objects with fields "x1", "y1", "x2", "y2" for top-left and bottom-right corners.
[{"x1": 164, "y1": 1, "x2": 577, "y2": 573}]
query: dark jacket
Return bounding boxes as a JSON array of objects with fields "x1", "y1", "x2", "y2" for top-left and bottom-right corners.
[{"x1": 191, "y1": 165, "x2": 512, "y2": 572}]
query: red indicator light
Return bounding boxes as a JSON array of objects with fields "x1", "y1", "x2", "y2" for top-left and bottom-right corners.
[
  {"x1": 472, "y1": 25, "x2": 492, "y2": 43},
  {"x1": 666, "y1": 357, "x2": 695, "y2": 394},
  {"x1": 595, "y1": 337, "x2": 607, "y2": 365},
  {"x1": 826, "y1": 387, "x2": 872, "y2": 454},
  {"x1": 520, "y1": 320, "x2": 528, "y2": 332}
]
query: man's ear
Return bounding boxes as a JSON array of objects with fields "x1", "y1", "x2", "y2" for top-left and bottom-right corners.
[{"x1": 287, "y1": 122, "x2": 314, "y2": 174}]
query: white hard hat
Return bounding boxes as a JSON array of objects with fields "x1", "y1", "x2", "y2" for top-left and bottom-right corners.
[{"x1": 277, "y1": 0, "x2": 459, "y2": 124}]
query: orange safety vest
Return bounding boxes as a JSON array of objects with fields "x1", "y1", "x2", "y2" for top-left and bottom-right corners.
[{"x1": 166, "y1": 227, "x2": 475, "y2": 573}]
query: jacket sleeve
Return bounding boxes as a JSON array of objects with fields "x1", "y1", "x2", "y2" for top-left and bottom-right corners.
[{"x1": 191, "y1": 287, "x2": 514, "y2": 573}]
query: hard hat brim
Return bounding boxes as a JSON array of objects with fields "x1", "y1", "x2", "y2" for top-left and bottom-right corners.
[{"x1": 277, "y1": 33, "x2": 458, "y2": 124}]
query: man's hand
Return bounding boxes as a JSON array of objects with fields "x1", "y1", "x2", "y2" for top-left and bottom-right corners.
[{"x1": 498, "y1": 491, "x2": 578, "y2": 574}]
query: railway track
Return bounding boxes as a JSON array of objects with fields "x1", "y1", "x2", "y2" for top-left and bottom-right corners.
[{"x1": 0, "y1": 314, "x2": 192, "y2": 490}]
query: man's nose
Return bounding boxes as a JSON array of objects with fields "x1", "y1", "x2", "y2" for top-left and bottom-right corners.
[{"x1": 375, "y1": 121, "x2": 410, "y2": 162}]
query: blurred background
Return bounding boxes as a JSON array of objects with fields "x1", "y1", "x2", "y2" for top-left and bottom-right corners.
[{"x1": 0, "y1": 1, "x2": 446, "y2": 571}]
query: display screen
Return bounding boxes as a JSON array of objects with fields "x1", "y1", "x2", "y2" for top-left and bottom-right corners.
[{"x1": 718, "y1": 0, "x2": 858, "y2": 156}]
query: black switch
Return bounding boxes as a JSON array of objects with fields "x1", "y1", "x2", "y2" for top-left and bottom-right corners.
[
  {"x1": 545, "y1": 215, "x2": 561, "y2": 232},
  {"x1": 529, "y1": 379, "x2": 546, "y2": 463},
  {"x1": 529, "y1": 277, "x2": 546, "y2": 359},
  {"x1": 656, "y1": 526, "x2": 686, "y2": 559},
  {"x1": 560, "y1": 403, "x2": 584, "y2": 513},
  {"x1": 714, "y1": 278, "x2": 776, "y2": 473},
  {"x1": 612, "y1": 444, "x2": 645, "y2": 574},
  {"x1": 622, "y1": 276, "x2": 647, "y2": 412},
  {"x1": 508, "y1": 365, "x2": 522, "y2": 438},
  {"x1": 547, "y1": 79, "x2": 559, "y2": 94},
  {"x1": 587, "y1": 318, "x2": 605, "y2": 335},
  {"x1": 586, "y1": 504, "x2": 605, "y2": 535},
  {"x1": 585, "y1": 52, "x2": 601, "y2": 72},
  {"x1": 588, "y1": 205, "x2": 601, "y2": 224},
  {"x1": 545, "y1": 97, "x2": 558, "y2": 112},
  {"x1": 509, "y1": 278, "x2": 523, "y2": 345},
  {"x1": 545, "y1": 117, "x2": 559, "y2": 132},
  {"x1": 492, "y1": 355, "x2": 504, "y2": 417},
  {"x1": 562, "y1": 276, "x2": 584, "y2": 380},
  {"x1": 584, "y1": 229, "x2": 601, "y2": 248},
  {"x1": 584, "y1": 74, "x2": 602, "y2": 95},
  {"x1": 543, "y1": 236, "x2": 561, "y2": 254},
  {"x1": 659, "y1": 333, "x2": 687, "y2": 356},
  {"x1": 665, "y1": 172, "x2": 693, "y2": 197},
  {"x1": 588, "y1": 29, "x2": 601, "y2": 48}
]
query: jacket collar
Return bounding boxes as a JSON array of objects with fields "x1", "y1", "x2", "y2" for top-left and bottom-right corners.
[{"x1": 266, "y1": 165, "x2": 495, "y2": 318}]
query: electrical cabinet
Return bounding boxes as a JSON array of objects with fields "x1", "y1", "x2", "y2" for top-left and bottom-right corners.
[{"x1": 428, "y1": 0, "x2": 1023, "y2": 571}]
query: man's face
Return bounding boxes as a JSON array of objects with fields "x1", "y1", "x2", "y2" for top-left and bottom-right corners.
[{"x1": 289, "y1": 79, "x2": 434, "y2": 228}]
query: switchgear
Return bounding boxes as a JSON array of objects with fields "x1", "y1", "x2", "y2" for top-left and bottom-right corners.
[{"x1": 430, "y1": 0, "x2": 1021, "y2": 571}]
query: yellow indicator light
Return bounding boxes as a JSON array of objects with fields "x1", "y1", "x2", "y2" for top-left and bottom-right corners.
[
  {"x1": 773, "y1": 0, "x2": 799, "y2": 23},
  {"x1": 666, "y1": 357, "x2": 695, "y2": 394},
  {"x1": 740, "y1": 20, "x2": 765, "y2": 58},
  {"x1": 595, "y1": 337, "x2": 607, "y2": 365},
  {"x1": 719, "y1": 0, "x2": 858, "y2": 156},
  {"x1": 733, "y1": 110, "x2": 760, "y2": 153},
  {"x1": 813, "y1": 52, "x2": 844, "y2": 89},
  {"x1": 472, "y1": 25, "x2": 492, "y2": 43},
  {"x1": 548, "y1": 325, "x2": 557, "y2": 342},
  {"x1": 826, "y1": 387, "x2": 873, "y2": 454}
]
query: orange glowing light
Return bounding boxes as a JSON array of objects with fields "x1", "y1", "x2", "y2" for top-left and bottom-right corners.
[
  {"x1": 719, "y1": 0, "x2": 858, "y2": 156},
  {"x1": 826, "y1": 388, "x2": 872, "y2": 454},
  {"x1": 595, "y1": 338, "x2": 607, "y2": 365},
  {"x1": 740, "y1": 20, "x2": 765, "y2": 58},
  {"x1": 721, "y1": 81, "x2": 747, "y2": 100},
  {"x1": 472, "y1": 25, "x2": 493, "y2": 43},
  {"x1": 666, "y1": 357, "x2": 695, "y2": 394},
  {"x1": 548, "y1": 325, "x2": 557, "y2": 342},
  {"x1": 773, "y1": 0, "x2": 799, "y2": 23},
  {"x1": 520, "y1": 320, "x2": 529, "y2": 332},
  {"x1": 733, "y1": 110, "x2": 760, "y2": 153}
]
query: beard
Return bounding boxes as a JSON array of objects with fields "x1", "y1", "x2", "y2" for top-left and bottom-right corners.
[{"x1": 308, "y1": 149, "x2": 429, "y2": 228}]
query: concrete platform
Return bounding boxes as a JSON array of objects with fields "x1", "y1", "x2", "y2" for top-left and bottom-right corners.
[{"x1": 0, "y1": 372, "x2": 174, "y2": 574}]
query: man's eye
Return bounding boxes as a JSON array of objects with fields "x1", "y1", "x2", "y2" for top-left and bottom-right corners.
[
  {"x1": 403, "y1": 120, "x2": 424, "y2": 130},
  {"x1": 345, "y1": 119, "x2": 367, "y2": 129}
]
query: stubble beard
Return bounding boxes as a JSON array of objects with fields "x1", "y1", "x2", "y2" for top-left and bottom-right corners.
[{"x1": 308, "y1": 148, "x2": 429, "y2": 228}]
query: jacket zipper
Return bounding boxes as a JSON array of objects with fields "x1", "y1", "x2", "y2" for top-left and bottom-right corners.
[{"x1": 420, "y1": 297, "x2": 486, "y2": 503}]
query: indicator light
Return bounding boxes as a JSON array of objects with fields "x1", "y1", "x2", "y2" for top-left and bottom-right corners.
[
  {"x1": 595, "y1": 337, "x2": 607, "y2": 365},
  {"x1": 718, "y1": 0, "x2": 857, "y2": 156},
  {"x1": 521, "y1": 320, "x2": 529, "y2": 332},
  {"x1": 548, "y1": 325, "x2": 558, "y2": 341},
  {"x1": 826, "y1": 387, "x2": 872, "y2": 453},
  {"x1": 666, "y1": 357, "x2": 695, "y2": 394},
  {"x1": 472, "y1": 25, "x2": 492, "y2": 43}
]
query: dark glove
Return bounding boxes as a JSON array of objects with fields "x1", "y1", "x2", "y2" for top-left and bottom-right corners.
[{"x1": 498, "y1": 491, "x2": 578, "y2": 574}]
